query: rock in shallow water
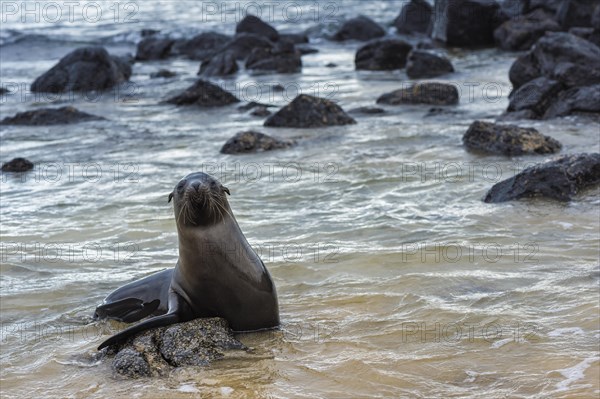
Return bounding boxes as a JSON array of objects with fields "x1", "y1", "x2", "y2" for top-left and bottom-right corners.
[
  {"x1": 394, "y1": 0, "x2": 433, "y2": 35},
  {"x1": 150, "y1": 69, "x2": 176, "y2": 79},
  {"x1": 355, "y1": 39, "x2": 413, "y2": 71},
  {"x1": 31, "y1": 47, "x2": 131, "y2": 93},
  {"x1": 494, "y1": 9, "x2": 561, "y2": 51},
  {"x1": 165, "y1": 80, "x2": 239, "y2": 107},
  {"x1": 463, "y1": 120, "x2": 561, "y2": 156},
  {"x1": 406, "y1": 50, "x2": 454, "y2": 79},
  {"x1": 171, "y1": 32, "x2": 232, "y2": 61},
  {"x1": 198, "y1": 51, "x2": 239, "y2": 77},
  {"x1": 264, "y1": 94, "x2": 356, "y2": 128},
  {"x1": 331, "y1": 15, "x2": 385, "y2": 41},
  {"x1": 105, "y1": 318, "x2": 246, "y2": 378},
  {"x1": 235, "y1": 15, "x2": 279, "y2": 42},
  {"x1": 377, "y1": 82, "x2": 459, "y2": 105},
  {"x1": 0, "y1": 106, "x2": 104, "y2": 125},
  {"x1": 135, "y1": 36, "x2": 175, "y2": 60},
  {"x1": 484, "y1": 153, "x2": 600, "y2": 203},
  {"x1": 220, "y1": 131, "x2": 295, "y2": 154},
  {"x1": 1, "y1": 158, "x2": 34, "y2": 172}
]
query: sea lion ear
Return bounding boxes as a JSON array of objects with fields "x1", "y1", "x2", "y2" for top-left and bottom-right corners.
[
  {"x1": 222, "y1": 186, "x2": 230, "y2": 195},
  {"x1": 168, "y1": 192, "x2": 174, "y2": 203}
]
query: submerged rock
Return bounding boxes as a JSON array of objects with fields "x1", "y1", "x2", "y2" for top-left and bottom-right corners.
[
  {"x1": 235, "y1": 15, "x2": 279, "y2": 41},
  {"x1": 0, "y1": 106, "x2": 104, "y2": 125},
  {"x1": 463, "y1": 120, "x2": 561, "y2": 155},
  {"x1": 104, "y1": 318, "x2": 246, "y2": 378},
  {"x1": 355, "y1": 39, "x2": 413, "y2": 70},
  {"x1": 406, "y1": 50, "x2": 454, "y2": 79},
  {"x1": 484, "y1": 153, "x2": 600, "y2": 202},
  {"x1": 494, "y1": 9, "x2": 561, "y2": 51},
  {"x1": 264, "y1": 94, "x2": 356, "y2": 128},
  {"x1": 251, "y1": 107, "x2": 271, "y2": 117},
  {"x1": 150, "y1": 69, "x2": 176, "y2": 79},
  {"x1": 165, "y1": 80, "x2": 239, "y2": 107},
  {"x1": 377, "y1": 82, "x2": 459, "y2": 105},
  {"x1": 394, "y1": 0, "x2": 433, "y2": 35},
  {"x1": 220, "y1": 131, "x2": 295, "y2": 154},
  {"x1": 1, "y1": 158, "x2": 34, "y2": 173},
  {"x1": 172, "y1": 32, "x2": 232, "y2": 61},
  {"x1": 430, "y1": 0, "x2": 501, "y2": 47},
  {"x1": 0, "y1": 87, "x2": 9, "y2": 95},
  {"x1": 198, "y1": 51, "x2": 239, "y2": 76},
  {"x1": 31, "y1": 47, "x2": 131, "y2": 93},
  {"x1": 135, "y1": 36, "x2": 175, "y2": 60},
  {"x1": 348, "y1": 106, "x2": 386, "y2": 114},
  {"x1": 331, "y1": 15, "x2": 385, "y2": 41}
]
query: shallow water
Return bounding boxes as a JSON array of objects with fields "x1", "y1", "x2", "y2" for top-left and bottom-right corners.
[{"x1": 1, "y1": 1, "x2": 599, "y2": 398}]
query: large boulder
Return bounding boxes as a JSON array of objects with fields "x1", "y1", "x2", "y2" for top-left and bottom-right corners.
[
  {"x1": 331, "y1": 15, "x2": 386, "y2": 41},
  {"x1": 484, "y1": 153, "x2": 600, "y2": 202},
  {"x1": 463, "y1": 120, "x2": 561, "y2": 155},
  {"x1": 235, "y1": 15, "x2": 279, "y2": 41},
  {"x1": 135, "y1": 36, "x2": 175, "y2": 60},
  {"x1": 264, "y1": 94, "x2": 356, "y2": 128},
  {"x1": 377, "y1": 82, "x2": 459, "y2": 105},
  {"x1": 529, "y1": 0, "x2": 563, "y2": 13},
  {"x1": 220, "y1": 131, "x2": 295, "y2": 154},
  {"x1": 165, "y1": 80, "x2": 239, "y2": 107},
  {"x1": 506, "y1": 31, "x2": 600, "y2": 118},
  {"x1": 31, "y1": 47, "x2": 131, "y2": 93},
  {"x1": 355, "y1": 39, "x2": 413, "y2": 70},
  {"x1": 494, "y1": 9, "x2": 562, "y2": 51},
  {"x1": 245, "y1": 40, "x2": 302, "y2": 73},
  {"x1": 171, "y1": 32, "x2": 231, "y2": 61},
  {"x1": 556, "y1": 0, "x2": 595, "y2": 29},
  {"x1": 406, "y1": 50, "x2": 454, "y2": 78},
  {"x1": 198, "y1": 51, "x2": 239, "y2": 76},
  {"x1": 1, "y1": 158, "x2": 34, "y2": 173},
  {"x1": 394, "y1": 0, "x2": 433, "y2": 34},
  {"x1": 0, "y1": 106, "x2": 104, "y2": 125},
  {"x1": 430, "y1": 0, "x2": 501, "y2": 47},
  {"x1": 103, "y1": 318, "x2": 246, "y2": 378}
]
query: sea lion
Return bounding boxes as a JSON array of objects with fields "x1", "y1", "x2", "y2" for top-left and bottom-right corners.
[{"x1": 96, "y1": 172, "x2": 279, "y2": 350}]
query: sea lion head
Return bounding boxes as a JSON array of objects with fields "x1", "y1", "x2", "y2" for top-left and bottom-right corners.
[{"x1": 169, "y1": 172, "x2": 231, "y2": 227}]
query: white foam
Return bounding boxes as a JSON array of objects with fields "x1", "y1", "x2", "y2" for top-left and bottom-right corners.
[
  {"x1": 220, "y1": 387, "x2": 234, "y2": 396},
  {"x1": 490, "y1": 338, "x2": 512, "y2": 349},
  {"x1": 555, "y1": 357, "x2": 599, "y2": 392},
  {"x1": 548, "y1": 327, "x2": 585, "y2": 337},
  {"x1": 178, "y1": 384, "x2": 199, "y2": 393}
]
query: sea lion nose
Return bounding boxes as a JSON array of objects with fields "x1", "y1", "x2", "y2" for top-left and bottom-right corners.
[{"x1": 192, "y1": 182, "x2": 201, "y2": 192}]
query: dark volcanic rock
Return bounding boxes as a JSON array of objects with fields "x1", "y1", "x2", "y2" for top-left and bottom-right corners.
[
  {"x1": 394, "y1": 0, "x2": 433, "y2": 34},
  {"x1": 0, "y1": 87, "x2": 9, "y2": 95},
  {"x1": 377, "y1": 82, "x2": 459, "y2": 105},
  {"x1": 219, "y1": 33, "x2": 274, "y2": 60},
  {"x1": 31, "y1": 47, "x2": 131, "y2": 93},
  {"x1": 529, "y1": 0, "x2": 563, "y2": 13},
  {"x1": 236, "y1": 15, "x2": 279, "y2": 41},
  {"x1": 264, "y1": 94, "x2": 356, "y2": 128},
  {"x1": 543, "y1": 84, "x2": 600, "y2": 118},
  {"x1": 556, "y1": 0, "x2": 595, "y2": 29},
  {"x1": 1, "y1": 158, "x2": 34, "y2": 173},
  {"x1": 430, "y1": 0, "x2": 501, "y2": 47},
  {"x1": 0, "y1": 106, "x2": 104, "y2": 125},
  {"x1": 106, "y1": 318, "x2": 246, "y2": 378},
  {"x1": 245, "y1": 40, "x2": 302, "y2": 73},
  {"x1": 172, "y1": 32, "x2": 232, "y2": 61},
  {"x1": 331, "y1": 15, "x2": 385, "y2": 41},
  {"x1": 494, "y1": 9, "x2": 562, "y2": 51},
  {"x1": 251, "y1": 107, "x2": 272, "y2": 117},
  {"x1": 150, "y1": 69, "x2": 176, "y2": 78},
  {"x1": 135, "y1": 37, "x2": 175, "y2": 60},
  {"x1": 506, "y1": 31, "x2": 600, "y2": 119},
  {"x1": 507, "y1": 77, "x2": 564, "y2": 117},
  {"x1": 220, "y1": 131, "x2": 294, "y2": 154},
  {"x1": 406, "y1": 50, "x2": 454, "y2": 79},
  {"x1": 166, "y1": 80, "x2": 239, "y2": 107},
  {"x1": 355, "y1": 39, "x2": 413, "y2": 70},
  {"x1": 279, "y1": 33, "x2": 309, "y2": 44},
  {"x1": 198, "y1": 51, "x2": 239, "y2": 76},
  {"x1": 463, "y1": 120, "x2": 561, "y2": 155},
  {"x1": 484, "y1": 153, "x2": 600, "y2": 202}
]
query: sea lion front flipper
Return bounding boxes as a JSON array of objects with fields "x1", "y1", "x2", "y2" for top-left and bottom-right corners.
[
  {"x1": 97, "y1": 291, "x2": 189, "y2": 350},
  {"x1": 94, "y1": 298, "x2": 161, "y2": 323}
]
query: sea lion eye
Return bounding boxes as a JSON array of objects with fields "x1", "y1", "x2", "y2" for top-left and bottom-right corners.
[
  {"x1": 168, "y1": 192, "x2": 174, "y2": 203},
  {"x1": 222, "y1": 186, "x2": 230, "y2": 195}
]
